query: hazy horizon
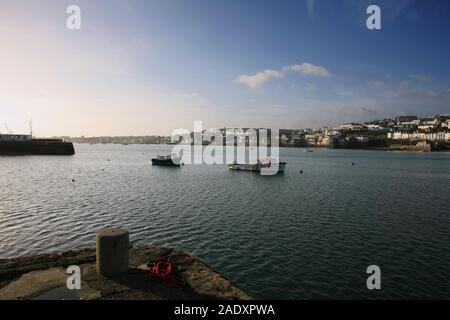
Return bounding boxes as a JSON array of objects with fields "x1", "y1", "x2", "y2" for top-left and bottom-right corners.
[{"x1": 2, "y1": 0, "x2": 450, "y2": 137}]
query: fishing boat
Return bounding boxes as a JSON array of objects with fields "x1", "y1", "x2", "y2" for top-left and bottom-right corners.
[
  {"x1": 151, "y1": 155, "x2": 181, "y2": 167},
  {"x1": 228, "y1": 163, "x2": 258, "y2": 171},
  {"x1": 228, "y1": 158, "x2": 286, "y2": 174}
]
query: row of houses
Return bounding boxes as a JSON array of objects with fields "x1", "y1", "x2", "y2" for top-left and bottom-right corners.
[
  {"x1": 387, "y1": 131, "x2": 450, "y2": 141},
  {"x1": 387, "y1": 114, "x2": 450, "y2": 142},
  {"x1": 276, "y1": 114, "x2": 450, "y2": 147},
  {"x1": 337, "y1": 115, "x2": 450, "y2": 133}
]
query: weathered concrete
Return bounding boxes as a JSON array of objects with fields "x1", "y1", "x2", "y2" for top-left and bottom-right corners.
[
  {"x1": 0, "y1": 248, "x2": 96, "y2": 287},
  {"x1": 0, "y1": 245, "x2": 251, "y2": 300},
  {"x1": 96, "y1": 228, "x2": 129, "y2": 277}
]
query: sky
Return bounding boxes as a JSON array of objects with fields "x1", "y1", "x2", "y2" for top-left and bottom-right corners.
[{"x1": 1, "y1": 0, "x2": 450, "y2": 136}]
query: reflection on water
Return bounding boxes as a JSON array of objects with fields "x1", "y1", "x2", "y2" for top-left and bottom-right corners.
[{"x1": 1, "y1": 144, "x2": 449, "y2": 299}]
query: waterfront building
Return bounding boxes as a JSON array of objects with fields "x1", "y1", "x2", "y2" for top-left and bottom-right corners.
[
  {"x1": 395, "y1": 115, "x2": 418, "y2": 124},
  {"x1": 400, "y1": 120, "x2": 420, "y2": 131},
  {"x1": 280, "y1": 134, "x2": 290, "y2": 145},
  {"x1": 355, "y1": 136, "x2": 369, "y2": 143},
  {"x1": 387, "y1": 131, "x2": 449, "y2": 142},
  {"x1": 0, "y1": 134, "x2": 32, "y2": 142},
  {"x1": 364, "y1": 123, "x2": 381, "y2": 131},
  {"x1": 339, "y1": 123, "x2": 364, "y2": 131}
]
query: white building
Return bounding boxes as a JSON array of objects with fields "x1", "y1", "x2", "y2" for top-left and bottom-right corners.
[
  {"x1": 387, "y1": 131, "x2": 449, "y2": 141},
  {"x1": 340, "y1": 123, "x2": 364, "y2": 131}
]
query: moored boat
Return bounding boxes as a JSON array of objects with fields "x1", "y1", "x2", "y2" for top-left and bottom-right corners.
[
  {"x1": 151, "y1": 155, "x2": 181, "y2": 167},
  {"x1": 228, "y1": 158, "x2": 286, "y2": 174},
  {"x1": 228, "y1": 163, "x2": 259, "y2": 171},
  {"x1": 258, "y1": 161, "x2": 287, "y2": 173}
]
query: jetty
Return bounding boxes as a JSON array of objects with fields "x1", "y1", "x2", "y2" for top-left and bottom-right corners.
[
  {"x1": 0, "y1": 134, "x2": 75, "y2": 156},
  {"x1": 0, "y1": 228, "x2": 249, "y2": 300}
]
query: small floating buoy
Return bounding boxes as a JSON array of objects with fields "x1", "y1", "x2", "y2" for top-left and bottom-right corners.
[
  {"x1": 299, "y1": 170, "x2": 303, "y2": 174},
  {"x1": 352, "y1": 162, "x2": 355, "y2": 166},
  {"x1": 107, "y1": 159, "x2": 110, "y2": 162},
  {"x1": 72, "y1": 179, "x2": 76, "y2": 182}
]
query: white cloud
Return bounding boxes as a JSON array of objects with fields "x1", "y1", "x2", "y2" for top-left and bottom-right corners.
[
  {"x1": 283, "y1": 63, "x2": 331, "y2": 77},
  {"x1": 235, "y1": 62, "x2": 330, "y2": 88},
  {"x1": 235, "y1": 69, "x2": 283, "y2": 88}
]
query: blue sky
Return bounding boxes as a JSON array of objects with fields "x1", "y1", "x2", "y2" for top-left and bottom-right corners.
[{"x1": 1, "y1": 0, "x2": 449, "y2": 136}]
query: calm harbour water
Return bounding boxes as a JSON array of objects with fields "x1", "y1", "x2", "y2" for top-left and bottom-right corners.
[{"x1": 1, "y1": 144, "x2": 450, "y2": 299}]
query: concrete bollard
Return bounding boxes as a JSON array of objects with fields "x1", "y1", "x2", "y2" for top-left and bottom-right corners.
[{"x1": 96, "y1": 228, "x2": 129, "y2": 277}]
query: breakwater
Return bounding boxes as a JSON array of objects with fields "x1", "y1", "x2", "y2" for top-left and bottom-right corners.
[
  {"x1": 0, "y1": 246, "x2": 249, "y2": 300},
  {"x1": 0, "y1": 139, "x2": 75, "y2": 155}
]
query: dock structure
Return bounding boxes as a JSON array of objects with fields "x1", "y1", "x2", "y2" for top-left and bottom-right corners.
[
  {"x1": 0, "y1": 134, "x2": 75, "y2": 155},
  {"x1": 0, "y1": 229, "x2": 250, "y2": 300}
]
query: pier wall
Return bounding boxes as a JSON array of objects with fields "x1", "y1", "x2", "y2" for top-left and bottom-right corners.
[{"x1": 0, "y1": 140, "x2": 75, "y2": 155}]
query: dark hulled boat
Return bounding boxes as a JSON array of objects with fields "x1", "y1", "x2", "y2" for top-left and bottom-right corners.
[{"x1": 151, "y1": 155, "x2": 181, "y2": 167}]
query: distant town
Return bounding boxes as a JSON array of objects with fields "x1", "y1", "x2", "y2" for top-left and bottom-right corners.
[{"x1": 54, "y1": 114, "x2": 450, "y2": 152}]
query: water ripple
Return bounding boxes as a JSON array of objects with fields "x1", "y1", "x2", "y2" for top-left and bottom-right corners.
[{"x1": 1, "y1": 145, "x2": 450, "y2": 299}]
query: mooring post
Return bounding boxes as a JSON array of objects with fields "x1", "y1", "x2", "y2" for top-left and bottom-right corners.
[{"x1": 96, "y1": 228, "x2": 129, "y2": 277}]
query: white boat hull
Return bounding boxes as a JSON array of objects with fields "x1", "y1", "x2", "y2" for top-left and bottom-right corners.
[{"x1": 228, "y1": 162, "x2": 286, "y2": 174}]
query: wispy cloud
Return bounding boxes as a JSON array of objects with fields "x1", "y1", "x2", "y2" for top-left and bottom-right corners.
[
  {"x1": 236, "y1": 62, "x2": 330, "y2": 88},
  {"x1": 235, "y1": 69, "x2": 284, "y2": 88},
  {"x1": 283, "y1": 63, "x2": 331, "y2": 77}
]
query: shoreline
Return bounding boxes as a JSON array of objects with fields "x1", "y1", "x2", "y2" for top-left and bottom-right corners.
[{"x1": 71, "y1": 142, "x2": 450, "y2": 153}]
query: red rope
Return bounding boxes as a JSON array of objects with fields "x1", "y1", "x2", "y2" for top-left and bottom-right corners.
[
  {"x1": 148, "y1": 255, "x2": 182, "y2": 287},
  {"x1": 150, "y1": 256, "x2": 172, "y2": 278}
]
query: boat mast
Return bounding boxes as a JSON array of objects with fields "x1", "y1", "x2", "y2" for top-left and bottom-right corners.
[{"x1": 29, "y1": 118, "x2": 33, "y2": 138}]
